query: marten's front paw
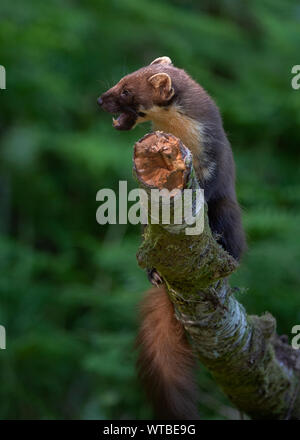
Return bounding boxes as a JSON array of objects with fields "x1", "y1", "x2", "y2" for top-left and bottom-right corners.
[{"x1": 147, "y1": 268, "x2": 163, "y2": 287}]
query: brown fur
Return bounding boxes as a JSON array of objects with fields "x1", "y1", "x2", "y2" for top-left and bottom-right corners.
[{"x1": 136, "y1": 285, "x2": 199, "y2": 420}]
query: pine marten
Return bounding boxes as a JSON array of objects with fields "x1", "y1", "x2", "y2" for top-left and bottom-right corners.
[{"x1": 98, "y1": 56, "x2": 246, "y2": 420}]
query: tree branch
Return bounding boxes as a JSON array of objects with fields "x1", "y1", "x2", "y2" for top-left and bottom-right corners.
[{"x1": 133, "y1": 131, "x2": 300, "y2": 420}]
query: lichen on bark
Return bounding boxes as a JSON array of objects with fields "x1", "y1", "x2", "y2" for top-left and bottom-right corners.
[{"x1": 134, "y1": 131, "x2": 300, "y2": 420}]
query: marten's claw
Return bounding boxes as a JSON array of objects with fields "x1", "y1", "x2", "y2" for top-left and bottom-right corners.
[{"x1": 147, "y1": 268, "x2": 163, "y2": 287}]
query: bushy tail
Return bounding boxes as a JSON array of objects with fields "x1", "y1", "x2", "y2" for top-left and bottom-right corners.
[{"x1": 136, "y1": 285, "x2": 199, "y2": 420}]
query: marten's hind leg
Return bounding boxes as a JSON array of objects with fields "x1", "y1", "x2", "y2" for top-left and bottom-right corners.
[
  {"x1": 147, "y1": 268, "x2": 164, "y2": 286},
  {"x1": 142, "y1": 224, "x2": 164, "y2": 286}
]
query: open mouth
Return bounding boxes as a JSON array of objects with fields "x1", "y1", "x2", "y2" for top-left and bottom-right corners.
[{"x1": 112, "y1": 112, "x2": 137, "y2": 131}]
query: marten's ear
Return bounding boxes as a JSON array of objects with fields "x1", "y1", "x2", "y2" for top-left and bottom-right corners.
[
  {"x1": 148, "y1": 73, "x2": 175, "y2": 101},
  {"x1": 150, "y1": 56, "x2": 173, "y2": 66}
]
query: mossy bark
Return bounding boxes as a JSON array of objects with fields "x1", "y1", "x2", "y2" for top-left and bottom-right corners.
[{"x1": 134, "y1": 131, "x2": 300, "y2": 420}]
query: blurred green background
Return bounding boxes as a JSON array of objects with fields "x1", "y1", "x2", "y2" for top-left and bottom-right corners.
[{"x1": 0, "y1": 0, "x2": 300, "y2": 420}]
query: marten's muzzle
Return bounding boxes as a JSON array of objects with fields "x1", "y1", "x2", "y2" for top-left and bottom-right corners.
[{"x1": 97, "y1": 90, "x2": 138, "y2": 131}]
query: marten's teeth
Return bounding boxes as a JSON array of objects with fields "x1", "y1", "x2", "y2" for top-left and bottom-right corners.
[{"x1": 112, "y1": 117, "x2": 119, "y2": 127}]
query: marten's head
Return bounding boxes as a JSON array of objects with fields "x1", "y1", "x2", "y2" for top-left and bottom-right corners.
[{"x1": 98, "y1": 57, "x2": 179, "y2": 130}]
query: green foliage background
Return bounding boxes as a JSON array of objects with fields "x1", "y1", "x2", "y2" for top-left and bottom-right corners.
[{"x1": 0, "y1": 0, "x2": 299, "y2": 419}]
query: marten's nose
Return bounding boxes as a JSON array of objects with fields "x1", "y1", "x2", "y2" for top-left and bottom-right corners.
[{"x1": 97, "y1": 97, "x2": 103, "y2": 107}]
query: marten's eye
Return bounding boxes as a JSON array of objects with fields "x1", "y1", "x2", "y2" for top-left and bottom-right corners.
[{"x1": 121, "y1": 89, "x2": 130, "y2": 97}]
